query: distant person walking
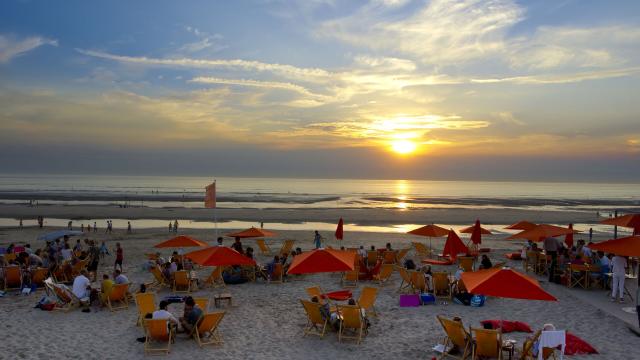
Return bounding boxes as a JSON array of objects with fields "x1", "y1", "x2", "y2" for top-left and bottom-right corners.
[
  {"x1": 93, "y1": 221, "x2": 97, "y2": 233},
  {"x1": 127, "y1": 221, "x2": 132, "y2": 234},
  {"x1": 589, "y1": 227, "x2": 593, "y2": 242},
  {"x1": 173, "y1": 220, "x2": 179, "y2": 233},
  {"x1": 168, "y1": 222, "x2": 173, "y2": 232},
  {"x1": 19, "y1": 218, "x2": 23, "y2": 229},
  {"x1": 37, "y1": 216, "x2": 44, "y2": 228},
  {"x1": 313, "y1": 230, "x2": 323, "y2": 249},
  {"x1": 114, "y1": 242, "x2": 124, "y2": 272},
  {"x1": 68, "y1": 220, "x2": 73, "y2": 230}
]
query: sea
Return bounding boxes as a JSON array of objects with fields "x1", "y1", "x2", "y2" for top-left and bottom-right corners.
[{"x1": 0, "y1": 174, "x2": 638, "y2": 234}]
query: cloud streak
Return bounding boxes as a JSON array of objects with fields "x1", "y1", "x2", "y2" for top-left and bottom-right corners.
[{"x1": 0, "y1": 34, "x2": 57, "y2": 63}]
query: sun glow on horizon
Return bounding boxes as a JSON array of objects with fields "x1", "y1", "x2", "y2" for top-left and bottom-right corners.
[{"x1": 390, "y1": 140, "x2": 418, "y2": 155}]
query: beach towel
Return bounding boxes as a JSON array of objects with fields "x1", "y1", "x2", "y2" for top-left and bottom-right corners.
[
  {"x1": 564, "y1": 332, "x2": 598, "y2": 355},
  {"x1": 421, "y1": 258, "x2": 454, "y2": 266},
  {"x1": 505, "y1": 253, "x2": 522, "y2": 260},
  {"x1": 322, "y1": 290, "x2": 352, "y2": 301},
  {"x1": 399, "y1": 294, "x2": 420, "y2": 307},
  {"x1": 480, "y1": 320, "x2": 532, "y2": 333}
]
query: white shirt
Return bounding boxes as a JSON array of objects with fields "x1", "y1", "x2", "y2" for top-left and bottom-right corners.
[
  {"x1": 61, "y1": 249, "x2": 73, "y2": 261},
  {"x1": 115, "y1": 274, "x2": 129, "y2": 284},
  {"x1": 152, "y1": 309, "x2": 178, "y2": 324},
  {"x1": 611, "y1": 256, "x2": 627, "y2": 275},
  {"x1": 169, "y1": 262, "x2": 178, "y2": 274},
  {"x1": 582, "y1": 246, "x2": 592, "y2": 257},
  {"x1": 72, "y1": 275, "x2": 91, "y2": 299}
]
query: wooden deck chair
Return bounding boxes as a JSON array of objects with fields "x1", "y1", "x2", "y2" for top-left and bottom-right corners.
[
  {"x1": 437, "y1": 315, "x2": 472, "y2": 360},
  {"x1": 3, "y1": 265, "x2": 22, "y2": 291},
  {"x1": 433, "y1": 272, "x2": 452, "y2": 299},
  {"x1": 383, "y1": 251, "x2": 397, "y2": 264},
  {"x1": 300, "y1": 299, "x2": 328, "y2": 338},
  {"x1": 536, "y1": 255, "x2": 549, "y2": 276},
  {"x1": 413, "y1": 242, "x2": 432, "y2": 258},
  {"x1": 458, "y1": 257, "x2": 474, "y2": 272},
  {"x1": 193, "y1": 312, "x2": 225, "y2": 347},
  {"x1": 568, "y1": 264, "x2": 588, "y2": 288},
  {"x1": 149, "y1": 266, "x2": 170, "y2": 290},
  {"x1": 525, "y1": 251, "x2": 539, "y2": 273},
  {"x1": 306, "y1": 286, "x2": 325, "y2": 302},
  {"x1": 144, "y1": 319, "x2": 174, "y2": 355},
  {"x1": 357, "y1": 286, "x2": 378, "y2": 317},
  {"x1": 411, "y1": 271, "x2": 428, "y2": 293},
  {"x1": 278, "y1": 240, "x2": 295, "y2": 257},
  {"x1": 270, "y1": 263, "x2": 284, "y2": 283},
  {"x1": 396, "y1": 266, "x2": 413, "y2": 293},
  {"x1": 135, "y1": 292, "x2": 157, "y2": 326},
  {"x1": 70, "y1": 259, "x2": 88, "y2": 278},
  {"x1": 519, "y1": 330, "x2": 541, "y2": 360},
  {"x1": 396, "y1": 248, "x2": 411, "y2": 263},
  {"x1": 172, "y1": 270, "x2": 191, "y2": 293},
  {"x1": 373, "y1": 264, "x2": 394, "y2": 285},
  {"x1": 341, "y1": 266, "x2": 359, "y2": 288},
  {"x1": 204, "y1": 266, "x2": 226, "y2": 288},
  {"x1": 255, "y1": 239, "x2": 272, "y2": 256},
  {"x1": 471, "y1": 327, "x2": 502, "y2": 360},
  {"x1": 367, "y1": 251, "x2": 378, "y2": 267},
  {"x1": 337, "y1": 304, "x2": 366, "y2": 344},
  {"x1": 45, "y1": 278, "x2": 86, "y2": 312},
  {"x1": 107, "y1": 283, "x2": 130, "y2": 311},
  {"x1": 194, "y1": 297, "x2": 209, "y2": 312},
  {"x1": 31, "y1": 268, "x2": 49, "y2": 289}
]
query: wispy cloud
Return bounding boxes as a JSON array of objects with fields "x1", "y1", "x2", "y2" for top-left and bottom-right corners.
[
  {"x1": 0, "y1": 34, "x2": 57, "y2": 63},
  {"x1": 179, "y1": 26, "x2": 227, "y2": 53}
]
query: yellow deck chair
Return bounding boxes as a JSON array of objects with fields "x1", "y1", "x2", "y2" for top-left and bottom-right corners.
[
  {"x1": 525, "y1": 251, "x2": 539, "y2": 273},
  {"x1": 411, "y1": 271, "x2": 428, "y2": 293},
  {"x1": 52, "y1": 263, "x2": 70, "y2": 284},
  {"x1": 149, "y1": 266, "x2": 170, "y2": 290},
  {"x1": 45, "y1": 278, "x2": 86, "y2": 312},
  {"x1": 31, "y1": 268, "x2": 49, "y2": 289},
  {"x1": 278, "y1": 240, "x2": 295, "y2": 257},
  {"x1": 433, "y1": 272, "x2": 452, "y2": 299},
  {"x1": 341, "y1": 266, "x2": 359, "y2": 288},
  {"x1": 458, "y1": 256, "x2": 474, "y2": 272},
  {"x1": 383, "y1": 251, "x2": 397, "y2": 264},
  {"x1": 373, "y1": 264, "x2": 394, "y2": 285},
  {"x1": 3, "y1": 265, "x2": 22, "y2": 291},
  {"x1": 437, "y1": 315, "x2": 472, "y2": 360},
  {"x1": 107, "y1": 283, "x2": 130, "y2": 311},
  {"x1": 270, "y1": 263, "x2": 284, "y2": 283},
  {"x1": 337, "y1": 304, "x2": 366, "y2": 344},
  {"x1": 519, "y1": 330, "x2": 541, "y2": 360},
  {"x1": 135, "y1": 292, "x2": 157, "y2": 326},
  {"x1": 194, "y1": 312, "x2": 225, "y2": 347},
  {"x1": 306, "y1": 286, "x2": 325, "y2": 302},
  {"x1": 396, "y1": 248, "x2": 411, "y2": 263},
  {"x1": 194, "y1": 297, "x2": 210, "y2": 312},
  {"x1": 204, "y1": 266, "x2": 226, "y2": 288},
  {"x1": 413, "y1": 242, "x2": 432, "y2": 258},
  {"x1": 144, "y1": 319, "x2": 174, "y2": 355},
  {"x1": 471, "y1": 327, "x2": 502, "y2": 360},
  {"x1": 357, "y1": 286, "x2": 378, "y2": 317},
  {"x1": 172, "y1": 270, "x2": 191, "y2": 293},
  {"x1": 395, "y1": 266, "x2": 413, "y2": 293},
  {"x1": 256, "y1": 239, "x2": 272, "y2": 256},
  {"x1": 300, "y1": 299, "x2": 328, "y2": 338},
  {"x1": 569, "y1": 264, "x2": 588, "y2": 288},
  {"x1": 366, "y1": 250, "x2": 378, "y2": 267},
  {"x1": 70, "y1": 259, "x2": 88, "y2": 278}
]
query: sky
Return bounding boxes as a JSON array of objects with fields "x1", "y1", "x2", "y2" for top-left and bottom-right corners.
[{"x1": 1, "y1": 0, "x2": 639, "y2": 181}]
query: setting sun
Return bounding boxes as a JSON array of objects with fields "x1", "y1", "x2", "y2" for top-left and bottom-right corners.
[{"x1": 390, "y1": 140, "x2": 417, "y2": 155}]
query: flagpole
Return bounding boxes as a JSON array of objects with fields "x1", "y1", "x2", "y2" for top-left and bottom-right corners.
[{"x1": 214, "y1": 180, "x2": 218, "y2": 239}]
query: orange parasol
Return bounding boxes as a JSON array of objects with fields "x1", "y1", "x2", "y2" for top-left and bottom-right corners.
[
  {"x1": 589, "y1": 235, "x2": 640, "y2": 257},
  {"x1": 185, "y1": 246, "x2": 255, "y2": 266},
  {"x1": 335, "y1": 218, "x2": 344, "y2": 240},
  {"x1": 226, "y1": 227, "x2": 277, "y2": 238},
  {"x1": 564, "y1": 223, "x2": 574, "y2": 248},
  {"x1": 504, "y1": 221, "x2": 537, "y2": 231},
  {"x1": 460, "y1": 219, "x2": 492, "y2": 245},
  {"x1": 154, "y1": 235, "x2": 208, "y2": 248},
  {"x1": 287, "y1": 249, "x2": 355, "y2": 275},
  {"x1": 442, "y1": 230, "x2": 469, "y2": 261},
  {"x1": 408, "y1": 224, "x2": 449, "y2": 237},
  {"x1": 507, "y1": 224, "x2": 577, "y2": 242},
  {"x1": 461, "y1": 267, "x2": 557, "y2": 301},
  {"x1": 600, "y1": 214, "x2": 640, "y2": 234}
]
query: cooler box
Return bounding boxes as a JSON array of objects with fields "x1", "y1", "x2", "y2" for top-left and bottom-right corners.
[{"x1": 420, "y1": 293, "x2": 436, "y2": 305}]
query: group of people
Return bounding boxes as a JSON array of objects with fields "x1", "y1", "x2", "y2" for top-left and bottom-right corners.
[
  {"x1": 145, "y1": 296, "x2": 202, "y2": 336},
  {"x1": 168, "y1": 220, "x2": 179, "y2": 233}
]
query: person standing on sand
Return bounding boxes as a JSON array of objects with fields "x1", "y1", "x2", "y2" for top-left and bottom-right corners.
[
  {"x1": 313, "y1": 230, "x2": 323, "y2": 249},
  {"x1": 168, "y1": 222, "x2": 173, "y2": 232},
  {"x1": 543, "y1": 236, "x2": 561, "y2": 282},
  {"x1": 611, "y1": 254, "x2": 627, "y2": 303},
  {"x1": 19, "y1": 218, "x2": 23, "y2": 229},
  {"x1": 114, "y1": 242, "x2": 123, "y2": 272},
  {"x1": 173, "y1": 220, "x2": 179, "y2": 233},
  {"x1": 127, "y1": 221, "x2": 132, "y2": 234},
  {"x1": 93, "y1": 221, "x2": 97, "y2": 233}
]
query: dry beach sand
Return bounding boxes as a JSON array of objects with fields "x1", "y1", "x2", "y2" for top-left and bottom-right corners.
[{"x1": 0, "y1": 215, "x2": 638, "y2": 359}]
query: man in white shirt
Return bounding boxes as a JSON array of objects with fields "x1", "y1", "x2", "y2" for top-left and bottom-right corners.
[
  {"x1": 61, "y1": 245, "x2": 73, "y2": 261},
  {"x1": 72, "y1": 270, "x2": 91, "y2": 300},
  {"x1": 113, "y1": 269, "x2": 129, "y2": 284},
  {"x1": 611, "y1": 254, "x2": 627, "y2": 303},
  {"x1": 152, "y1": 300, "x2": 178, "y2": 326}
]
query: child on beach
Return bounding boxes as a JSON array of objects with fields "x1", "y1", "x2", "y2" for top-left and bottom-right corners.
[
  {"x1": 99, "y1": 241, "x2": 109, "y2": 259},
  {"x1": 114, "y1": 242, "x2": 123, "y2": 272}
]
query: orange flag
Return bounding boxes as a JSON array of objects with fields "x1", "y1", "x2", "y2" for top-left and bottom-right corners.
[{"x1": 205, "y1": 181, "x2": 216, "y2": 208}]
